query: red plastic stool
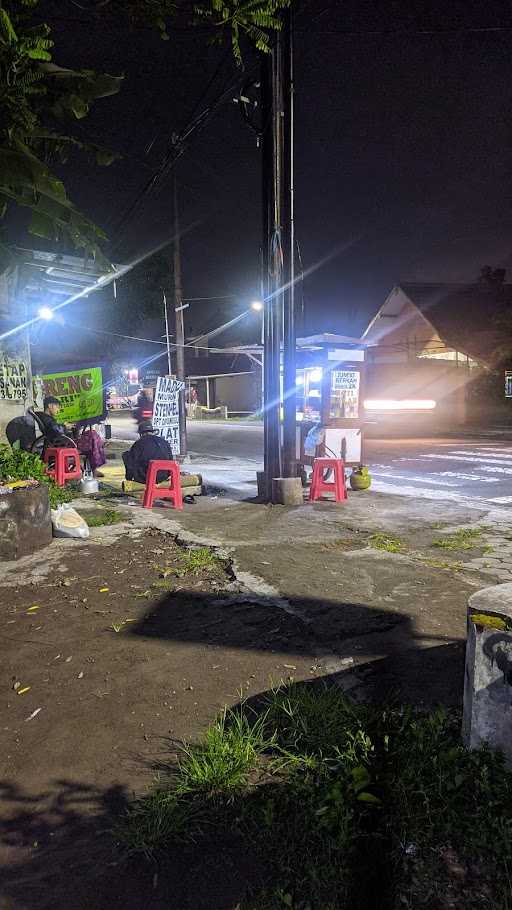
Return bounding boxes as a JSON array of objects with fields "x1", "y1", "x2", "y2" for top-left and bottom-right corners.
[
  {"x1": 309, "y1": 457, "x2": 347, "y2": 503},
  {"x1": 143, "y1": 460, "x2": 183, "y2": 510},
  {"x1": 44, "y1": 447, "x2": 81, "y2": 487}
]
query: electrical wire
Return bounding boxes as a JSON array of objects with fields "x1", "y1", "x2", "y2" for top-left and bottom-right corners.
[{"x1": 110, "y1": 62, "x2": 258, "y2": 252}]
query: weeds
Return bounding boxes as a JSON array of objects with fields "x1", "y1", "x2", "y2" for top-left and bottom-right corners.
[
  {"x1": 433, "y1": 527, "x2": 488, "y2": 551},
  {"x1": 120, "y1": 684, "x2": 512, "y2": 908},
  {"x1": 417, "y1": 556, "x2": 466, "y2": 571},
  {"x1": 369, "y1": 533, "x2": 405, "y2": 553},
  {"x1": 82, "y1": 508, "x2": 126, "y2": 527},
  {"x1": 154, "y1": 547, "x2": 224, "y2": 580},
  {"x1": 177, "y1": 708, "x2": 270, "y2": 798}
]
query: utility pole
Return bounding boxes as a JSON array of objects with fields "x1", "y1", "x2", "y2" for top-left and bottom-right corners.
[
  {"x1": 282, "y1": 9, "x2": 296, "y2": 479},
  {"x1": 173, "y1": 172, "x2": 187, "y2": 457},
  {"x1": 260, "y1": 13, "x2": 295, "y2": 499},
  {"x1": 260, "y1": 43, "x2": 282, "y2": 498}
]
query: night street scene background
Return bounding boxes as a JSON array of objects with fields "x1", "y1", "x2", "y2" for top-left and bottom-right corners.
[{"x1": 3, "y1": 3, "x2": 512, "y2": 910}]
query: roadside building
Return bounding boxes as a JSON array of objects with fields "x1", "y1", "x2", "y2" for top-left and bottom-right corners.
[
  {"x1": 362, "y1": 281, "x2": 511, "y2": 432},
  {"x1": 0, "y1": 249, "x2": 111, "y2": 441}
]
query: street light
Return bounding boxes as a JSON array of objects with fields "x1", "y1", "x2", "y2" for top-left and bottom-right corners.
[
  {"x1": 251, "y1": 300, "x2": 263, "y2": 312},
  {"x1": 38, "y1": 306, "x2": 54, "y2": 321}
]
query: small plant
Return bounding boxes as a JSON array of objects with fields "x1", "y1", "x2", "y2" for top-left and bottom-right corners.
[
  {"x1": 368, "y1": 533, "x2": 405, "y2": 553},
  {"x1": 0, "y1": 443, "x2": 74, "y2": 508},
  {"x1": 182, "y1": 547, "x2": 222, "y2": 574},
  {"x1": 82, "y1": 508, "x2": 125, "y2": 527},
  {"x1": 433, "y1": 527, "x2": 486, "y2": 551},
  {"x1": 154, "y1": 547, "x2": 224, "y2": 580},
  {"x1": 177, "y1": 708, "x2": 270, "y2": 799}
]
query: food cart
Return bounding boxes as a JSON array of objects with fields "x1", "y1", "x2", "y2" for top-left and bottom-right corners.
[{"x1": 294, "y1": 334, "x2": 366, "y2": 472}]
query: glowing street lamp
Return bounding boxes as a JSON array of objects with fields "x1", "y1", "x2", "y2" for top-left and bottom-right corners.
[
  {"x1": 251, "y1": 300, "x2": 263, "y2": 312},
  {"x1": 38, "y1": 306, "x2": 54, "y2": 321}
]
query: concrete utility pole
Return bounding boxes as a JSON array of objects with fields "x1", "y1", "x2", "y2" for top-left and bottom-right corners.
[
  {"x1": 282, "y1": 9, "x2": 296, "y2": 479},
  {"x1": 260, "y1": 11, "x2": 295, "y2": 499},
  {"x1": 173, "y1": 172, "x2": 187, "y2": 457}
]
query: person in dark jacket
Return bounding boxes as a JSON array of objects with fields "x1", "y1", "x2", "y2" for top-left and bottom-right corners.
[
  {"x1": 36, "y1": 396, "x2": 69, "y2": 445},
  {"x1": 122, "y1": 421, "x2": 174, "y2": 484}
]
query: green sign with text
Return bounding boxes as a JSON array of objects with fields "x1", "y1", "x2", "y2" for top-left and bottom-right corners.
[{"x1": 42, "y1": 367, "x2": 104, "y2": 423}]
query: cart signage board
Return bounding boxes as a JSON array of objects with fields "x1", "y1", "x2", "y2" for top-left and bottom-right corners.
[
  {"x1": 153, "y1": 376, "x2": 185, "y2": 454},
  {"x1": 332, "y1": 370, "x2": 360, "y2": 392},
  {"x1": 505, "y1": 371, "x2": 512, "y2": 398}
]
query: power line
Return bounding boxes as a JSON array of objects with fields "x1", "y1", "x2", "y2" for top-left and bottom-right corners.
[{"x1": 110, "y1": 62, "x2": 258, "y2": 252}]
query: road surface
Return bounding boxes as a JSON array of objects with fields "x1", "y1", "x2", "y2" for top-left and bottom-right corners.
[{"x1": 109, "y1": 412, "x2": 512, "y2": 506}]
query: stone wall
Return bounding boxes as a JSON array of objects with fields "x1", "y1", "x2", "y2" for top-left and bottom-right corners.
[{"x1": 0, "y1": 484, "x2": 52, "y2": 560}]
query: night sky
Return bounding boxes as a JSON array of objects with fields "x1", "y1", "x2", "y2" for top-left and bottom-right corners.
[{"x1": 34, "y1": 0, "x2": 512, "y2": 349}]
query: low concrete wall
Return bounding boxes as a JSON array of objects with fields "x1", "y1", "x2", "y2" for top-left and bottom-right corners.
[
  {"x1": 463, "y1": 583, "x2": 512, "y2": 762},
  {"x1": 0, "y1": 484, "x2": 52, "y2": 560}
]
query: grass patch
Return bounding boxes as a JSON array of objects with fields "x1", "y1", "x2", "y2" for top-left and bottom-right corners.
[
  {"x1": 154, "y1": 546, "x2": 225, "y2": 581},
  {"x1": 81, "y1": 508, "x2": 126, "y2": 527},
  {"x1": 368, "y1": 533, "x2": 405, "y2": 553},
  {"x1": 432, "y1": 527, "x2": 488, "y2": 551},
  {"x1": 417, "y1": 556, "x2": 466, "y2": 571},
  {"x1": 119, "y1": 684, "x2": 512, "y2": 908}
]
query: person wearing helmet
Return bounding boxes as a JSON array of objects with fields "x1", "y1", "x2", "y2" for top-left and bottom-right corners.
[{"x1": 122, "y1": 420, "x2": 174, "y2": 485}]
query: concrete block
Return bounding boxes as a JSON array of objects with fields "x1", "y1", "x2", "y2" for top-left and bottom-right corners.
[
  {"x1": 463, "y1": 583, "x2": 512, "y2": 762},
  {"x1": 0, "y1": 484, "x2": 52, "y2": 560},
  {"x1": 272, "y1": 477, "x2": 304, "y2": 506}
]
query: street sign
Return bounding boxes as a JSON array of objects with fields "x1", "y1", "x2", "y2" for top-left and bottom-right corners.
[
  {"x1": 152, "y1": 376, "x2": 185, "y2": 454},
  {"x1": 506, "y1": 371, "x2": 512, "y2": 399},
  {"x1": 139, "y1": 365, "x2": 163, "y2": 389}
]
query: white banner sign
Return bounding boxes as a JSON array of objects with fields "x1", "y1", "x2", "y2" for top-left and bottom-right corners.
[
  {"x1": 332, "y1": 369, "x2": 360, "y2": 392},
  {"x1": 0, "y1": 360, "x2": 28, "y2": 401},
  {"x1": 153, "y1": 376, "x2": 185, "y2": 454},
  {"x1": 506, "y1": 371, "x2": 512, "y2": 399}
]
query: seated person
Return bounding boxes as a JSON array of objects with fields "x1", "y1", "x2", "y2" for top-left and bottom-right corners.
[
  {"x1": 76, "y1": 423, "x2": 106, "y2": 475},
  {"x1": 122, "y1": 420, "x2": 174, "y2": 485},
  {"x1": 6, "y1": 414, "x2": 36, "y2": 451},
  {"x1": 36, "y1": 396, "x2": 70, "y2": 446}
]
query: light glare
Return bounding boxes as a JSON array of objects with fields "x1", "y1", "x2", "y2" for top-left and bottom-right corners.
[
  {"x1": 38, "y1": 306, "x2": 54, "y2": 321},
  {"x1": 364, "y1": 399, "x2": 437, "y2": 411}
]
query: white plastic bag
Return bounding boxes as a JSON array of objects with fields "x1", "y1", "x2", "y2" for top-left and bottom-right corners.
[
  {"x1": 51, "y1": 504, "x2": 90, "y2": 539},
  {"x1": 304, "y1": 423, "x2": 325, "y2": 457}
]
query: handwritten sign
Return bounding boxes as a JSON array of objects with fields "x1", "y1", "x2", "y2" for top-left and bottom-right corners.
[
  {"x1": 0, "y1": 360, "x2": 28, "y2": 401},
  {"x1": 153, "y1": 376, "x2": 185, "y2": 454},
  {"x1": 332, "y1": 370, "x2": 360, "y2": 392}
]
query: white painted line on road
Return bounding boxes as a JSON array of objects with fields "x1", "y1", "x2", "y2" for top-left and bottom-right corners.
[
  {"x1": 478, "y1": 465, "x2": 512, "y2": 475},
  {"x1": 371, "y1": 471, "x2": 459, "y2": 487},
  {"x1": 412, "y1": 454, "x2": 512, "y2": 467},
  {"x1": 449, "y1": 450, "x2": 512, "y2": 460},
  {"x1": 371, "y1": 480, "x2": 490, "y2": 505},
  {"x1": 434, "y1": 471, "x2": 501, "y2": 483}
]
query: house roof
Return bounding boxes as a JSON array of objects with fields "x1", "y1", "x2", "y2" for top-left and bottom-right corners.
[{"x1": 365, "y1": 282, "x2": 512, "y2": 366}]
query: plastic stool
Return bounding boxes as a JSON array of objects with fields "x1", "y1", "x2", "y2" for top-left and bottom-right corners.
[
  {"x1": 309, "y1": 457, "x2": 347, "y2": 503},
  {"x1": 44, "y1": 447, "x2": 81, "y2": 487},
  {"x1": 143, "y1": 460, "x2": 183, "y2": 510}
]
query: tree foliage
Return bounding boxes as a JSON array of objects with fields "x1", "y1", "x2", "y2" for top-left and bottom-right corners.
[
  {"x1": 0, "y1": 0, "x2": 291, "y2": 268},
  {"x1": 0, "y1": 0, "x2": 123, "y2": 269}
]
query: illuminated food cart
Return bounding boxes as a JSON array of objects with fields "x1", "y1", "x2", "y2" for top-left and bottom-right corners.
[{"x1": 294, "y1": 334, "x2": 366, "y2": 470}]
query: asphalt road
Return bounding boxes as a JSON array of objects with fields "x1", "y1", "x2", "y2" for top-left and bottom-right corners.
[{"x1": 109, "y1": 412, "x2": 512, "y2": 506}]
